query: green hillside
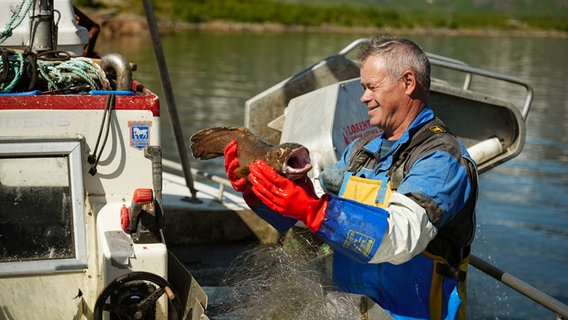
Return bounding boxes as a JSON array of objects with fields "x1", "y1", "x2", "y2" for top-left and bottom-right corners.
[
  {"x1": 281, "y1": 0, "x2": 567, "y2": 18},
  {"x1": 80, "y1": 0, "x2": 568, "y2": 32}
]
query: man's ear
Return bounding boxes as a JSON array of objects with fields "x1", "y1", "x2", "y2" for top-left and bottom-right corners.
[{"x1": 401, "y1": 70, "x2": 417, "y2": 95}]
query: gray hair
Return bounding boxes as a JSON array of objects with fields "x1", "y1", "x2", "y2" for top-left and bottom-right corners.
[{"x1": 358, "y1": 34, "x2": 431, "y2": 93}]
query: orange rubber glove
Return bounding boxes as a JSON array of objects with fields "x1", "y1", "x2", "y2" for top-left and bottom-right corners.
[
  {"x1": 248, "y1": 160, "x2": 328, "y2": 232},
  {"x1": 224, "y1": 140, "x2": 259, "y2": 206}
]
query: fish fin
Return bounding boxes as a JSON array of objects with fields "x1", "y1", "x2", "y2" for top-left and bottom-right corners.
[
  {"x1": 190, "y1": 127, "x2": 249, "y2": 160},
  {"x1": 234, "y1": 166, "x2": 250, "y2": 178}
]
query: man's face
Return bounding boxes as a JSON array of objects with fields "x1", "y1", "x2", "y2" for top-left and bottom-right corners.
[{"x1": 359, "y1": 55, "x2": 407, "y2": 134}]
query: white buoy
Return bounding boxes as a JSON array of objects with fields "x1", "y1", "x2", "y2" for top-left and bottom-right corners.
[{"x1": 467, "y1": 137, "x2": 503, "y2": 165}]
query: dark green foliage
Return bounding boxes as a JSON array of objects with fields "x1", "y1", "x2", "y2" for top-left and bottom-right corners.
[
  {"x1": 74, "y1": 0, "x2": 98, "y2": 7},
  {"x1": 84, "y1": 0, "x2": 568, "y2": 32},
  {"x1": 170, "y1": 0, "x2": 407, "y2": 27},
  {"x1": 166, "y1": 0, "x2": 567, "y2": 31}
]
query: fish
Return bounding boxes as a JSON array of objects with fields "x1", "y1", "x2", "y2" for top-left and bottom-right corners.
[{"x1": 190, "y1": 127, "x2": 312, "y2": 181}]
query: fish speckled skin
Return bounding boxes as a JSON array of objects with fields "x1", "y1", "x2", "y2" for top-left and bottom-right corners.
[{"x1": 190, "y1": 127, "x2": 312, "y2": 180}]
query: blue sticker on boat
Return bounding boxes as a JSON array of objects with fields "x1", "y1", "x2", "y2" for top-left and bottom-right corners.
[{"x1": 129, "y1": 121, "x2": 151, "y2": 149}]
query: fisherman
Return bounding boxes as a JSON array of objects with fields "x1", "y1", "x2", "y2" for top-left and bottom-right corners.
[{"x1": 224, "y1": 34, "x2": 478, "y2": 320}]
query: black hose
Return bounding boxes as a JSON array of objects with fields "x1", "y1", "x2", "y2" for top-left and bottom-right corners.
[{"x1": 89, "y1": 93, "x2": 115, "y2": 175}]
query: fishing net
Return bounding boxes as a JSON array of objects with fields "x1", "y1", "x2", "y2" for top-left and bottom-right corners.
[{"x1": 212, "y1": 228, "x2": 361, "y2": 320}]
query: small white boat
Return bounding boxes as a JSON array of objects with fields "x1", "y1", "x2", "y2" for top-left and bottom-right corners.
[{"x1": 240, "y1": 37, "x2": 568, "y2": 320}]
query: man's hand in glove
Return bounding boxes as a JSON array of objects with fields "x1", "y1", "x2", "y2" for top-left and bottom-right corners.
[
  {"x1": 248, "y1": 160, "x2": 328, "y2": 232},
  {"x1": 224, "y1": 140, "x2": 258, "y2": 206}
]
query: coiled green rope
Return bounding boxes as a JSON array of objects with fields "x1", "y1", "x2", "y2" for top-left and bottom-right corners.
[
  {"x1": 1, "y1": 50, "x2": 110, "y2": 93},
  {"x1": 0, "y1": 51, "x2": 24, "y2": 93},
  {"x1": 38, "y1": 57, "x2": 110, "y2": 92}
]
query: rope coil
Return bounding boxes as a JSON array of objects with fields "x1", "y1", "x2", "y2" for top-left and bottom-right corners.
[
  {"x1": 0, "y1": 49, "x2": 24, "y2": 92},
  {"x1": 0, "y1": 49, "x2": 110, "y2": 93}
]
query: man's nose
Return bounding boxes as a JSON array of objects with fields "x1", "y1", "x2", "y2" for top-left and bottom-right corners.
[{"x1": 360, "y1": 89, "x2": 371, "y2": 103}]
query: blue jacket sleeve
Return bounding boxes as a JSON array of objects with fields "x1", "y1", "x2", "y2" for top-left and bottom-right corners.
[
  {"x1": 316, "y1": 194, "x2": 389, "y2": 263},
  {"x1": 249, "y1": 202, "x2": 297, "y2": 233}
]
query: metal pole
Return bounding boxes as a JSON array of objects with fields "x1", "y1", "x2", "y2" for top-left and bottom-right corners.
[
  {"x1": 470, "y1": 254, "x2": 568, "y2": 319},
  {"x1": 142, "y1": 0, "x2": 199, "y2": 202},
  {"x1": 30, "y1": 0, "x2": 56, "y2": 53}
]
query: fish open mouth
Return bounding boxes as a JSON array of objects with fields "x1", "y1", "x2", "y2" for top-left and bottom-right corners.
[{"x1": 284, "y1": 147, "x2": 312, "y2": 180}]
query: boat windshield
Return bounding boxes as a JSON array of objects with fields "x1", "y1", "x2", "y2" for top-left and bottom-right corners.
[
  {"x1": 0, "y1": 139, "x2": 87, "y2": 275},
  {"x1": 0, "y1": 156, "x2": 74, "y2": 261}
]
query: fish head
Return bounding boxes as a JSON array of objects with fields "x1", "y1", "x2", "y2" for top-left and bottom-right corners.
[{"x1": 269, "y1": 143, "x2": 312, "y2": 180}]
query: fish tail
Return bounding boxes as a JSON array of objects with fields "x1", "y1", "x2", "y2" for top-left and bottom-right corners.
[{"x1": 189, "y1": 127, "x2": 247, "y2": 160}]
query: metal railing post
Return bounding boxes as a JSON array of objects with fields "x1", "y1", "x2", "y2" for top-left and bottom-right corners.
[{"x1": 142, "y1": 0, "x2": 199, "y2": 202}]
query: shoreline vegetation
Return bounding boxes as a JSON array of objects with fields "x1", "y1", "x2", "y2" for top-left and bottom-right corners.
[{"x1": 80, "y1": 0, "x2": 568, "y2": 39}]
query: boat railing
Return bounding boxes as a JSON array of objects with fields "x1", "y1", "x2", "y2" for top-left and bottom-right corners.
[
  {"x1": 337, "y1": 38, "x2": 369, "y2": 56},
  {"x1": 427, "y1": 53, "x2": 473, "y2": 90},
  {"x1": 162, "y1": 158, "x2": 233, "y2": 203},
  {"x1": 428, "y1": 57, "x2": 534, "y2": 119}
]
